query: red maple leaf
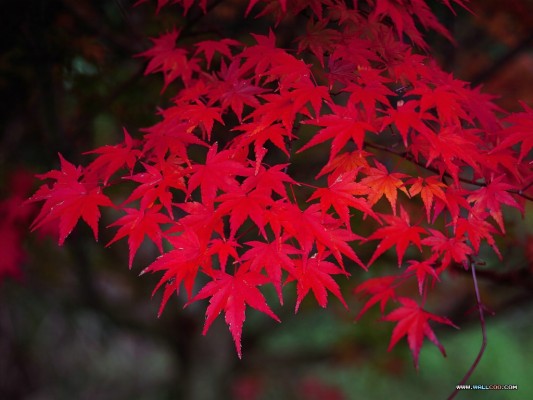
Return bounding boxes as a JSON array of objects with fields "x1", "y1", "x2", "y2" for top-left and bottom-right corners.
[
  {"x1": 456, "y1": 211, "x2": 501, "y2": 257},
  {"x1": 354, "y1": 276, "x2": 398, "y2": 319},
  {"x1": 241, "y1": 163, "x2": 298, "y2": 199},
  {"x1": 412, "y1": 77, "x2": 470, "y2": 125},
  {"x1": 342, "y1": 68, "x2": 395, "y2": 119},
  {"x1": 174, "y1": 201, "x2": 224, "y2": 243},
  {"x1": 287, "y1": 252, "x2": 349, "y2": 312},
  {"x1": 28, "y1": 154, "x2": 113, "y2": 245},
  {"x1": 143, "y1": 230, "x2": 209, "y2": 312},
  {"x1": 300, "y1": 204, "x2": 366, "y2": 269},
  {"x1": 383, "y1": 297, "x2": 458, "y2": 369},
  {"x1": 194, "y1": 38, "x2": 241, "y2": 69},
  {"x1": 231, "y1": 123, "x2": 293, "y2": 172},
  {"x1": 360, "y1": 160, "x2": 409, "y2": 214},
  {"x1": 467, "y1": 176, "x2": 522, "y2": 233},
  {"x1": 123, "y1": 159, "x2": 187, "y2": 216},
  {"x1": 137, "y1": 29, "x2": 200, "y2": 89},
  {"x1": 207, "y1": 237, "x2": 241, "y2": 272},
  {"x1": 241, "y1": 237, "x2": 300, "y2": 303},
  {"x1": 421, "y1": 229, "x2": 473, "y2": 271},
  {"x1": 366, "y1": 206, "x2": 426, "y2": 267},
  {"x1": 316, "y1": 150, "x2": 373, "y2": 180},
  {"x1": 408, "y1": 176, "x2": 447, "y2": 222},
  {"x1": 414, "y1": 126, "x2": 483, "y2": 185},
  {"x1": 380, "y1": 98, "x2": 435, "y2": 146},
  {"x1": 106, "y1": 205, "x2": 172, "y2": 268},
  {"x1": 495, "y1": 102, "x2": 533, "y2": 162},
  {"x1": 187, "y1": 143, "x2": 251, "y2": 206},
  {"x1": 189, "y1": 264, "x2": 280, "y2": 358},
  {"x1": 215, "y1": 188, "x2": 272, "y2": 238},
  {"x1": 84, "y1": 129, "x2": 140, "y2": 184},
  {"x1": 213, "y1": 59, "x2": 265, "y2": 122},
  {"x1": 296, "y1": 18, "x2": 341, "y2": 66},
  {"x1": 298, "y1": 102, "x2": 376, "y2": 160},
  {"x1": 432, "y1": 186, "x2": 470, "y2": 227},
  {"x1": 161, "y1": 101, "x2": 224, "y2": 141},
  {"x1": 405, "y1": 259, "x2": 440, "y2": 295},
  {"x1": 308, "y1": 169, "x2": 378, "y2": 227}
]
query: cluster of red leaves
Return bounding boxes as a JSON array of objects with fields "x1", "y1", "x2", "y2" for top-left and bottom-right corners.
[{"x1": 27, "y1": 0, "x2": 532, "y2": 367}]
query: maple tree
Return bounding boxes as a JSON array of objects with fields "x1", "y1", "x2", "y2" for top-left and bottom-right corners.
[{"x1": 23, "y1": 0, "x2": 533, "y2": 391}]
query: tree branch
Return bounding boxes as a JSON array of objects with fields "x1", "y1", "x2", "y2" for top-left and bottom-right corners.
[{"x1": 448, "y1": 261, "x2": 487, "y2": 400}]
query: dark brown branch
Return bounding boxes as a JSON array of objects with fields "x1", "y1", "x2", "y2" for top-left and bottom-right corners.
[{"x1": 448, "y1": 261, "x2": 487, "y2": 400}]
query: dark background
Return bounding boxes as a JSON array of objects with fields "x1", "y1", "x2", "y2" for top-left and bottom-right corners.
[{"x1": 1, "y1": 1, "x2": 532, "y2": 399}]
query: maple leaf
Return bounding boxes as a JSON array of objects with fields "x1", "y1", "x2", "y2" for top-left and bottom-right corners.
[
  {"x1": 239, "y1": 29, "x2": 284, "y2": 79},
  {"x1": 380, "y1": 100, "x2": 435, "y2": 146},
  {"x1": 467, "y1": 176, "x2": 522, "y2": 233},
  {"x1": 296, "y1": 18, "x2": 341, "y2": 67},
  {"x1": 360, "y1": 160, "x2": 409, "y2": 214},
  {"x1": 354, "y1": 276, "x2": 398, "y2": 320},
  {"x1": 231, "y1": 123, "x2": 293, "y2": 172},
  {"x1": 215, "y1": 188, "x2": 272, "y2": 238},
  {"x1": 174, "y1": 201, "x2": 224, "y2": 243},
  {"x1": 372, "y1": 0, "x2": 454, "y2": 48},
  {"x1": 413, "y1": 126, "x2": 483, "y2": 185},
  {"x1": 308, "y1": 169, "x2": 378, "y2": 227},
  {"x1": 456, "y1": 212, "x2": 501, "y2": 258},
  {"x1": 28, "y1": 154, "x2": 113, "y2": 245},
  {"x1": 496, "y1": 102, "x2": 533, "y2": 162},
  {"x1": 162, "y1": 101, "x2": 224, "y2": 141},
  {"x1": 408, "y1": 176, "x2": 447, "y2": 222},
  {"x1": 287, "y1": 82, "x2": 331, "y2": 119},
  {"x1": 241, "y1": 237, "x2": 300, "y2": 302},
  {"x1": 213, "y1": 60, "x2": 265, "y2": 122},
  {"x1": 143, "y1": 230, "x2": 209, "y2": 313},
  {"x1": 421, "y1": 229, "x2": 473, "y2": 271},
  {"x1": 207, "y1": 237, "x2": 241, "y2": 272},
  {"x1": 194, "y1": 38, "x2": 241, "y2": 69},
  {"x1": 287, "y1": 252, "x2": 349, "y2": 312},
  {"x1": 142, "y1": 118, "x2": 207, "y2": 163},
  {"x1": 300, "y1": 204, "x2": 366, "y2": 269},
  {"x1": 137, "y1": 29, "x2": 200, "y2": 89},
  {"x1": 84, "y1": 128, "x2": 140, "y2": 184},
  {"x1": 366, "y1": 207, "x2": 426, "y2": 267},
  {"x1": 432, "y1": 186, "x2": 470, "y2": 227},
  {"x1": 187, "y1": 143, "x2": 251, "y2": 206},
  {"x1": 123, "y1": 159, "x2": 187, "y2": 216},
  {"x1": 342, "y1": 68, "x2": 395, "y2": 119},
  {"x1": 412, "y1": 78, "x2": 470, "y2": 125},
  {"x1": 241, "y1": 163, "x2": 298, "y2": 199},
  {"x1": 189, "y1": 265, "x2": 280, "y2": 358},
  {"x1": 383, "y1": 297, "x2": 458, "y2": 369},
  {"x1": 329, "y1": 30, "x2": 379, "y2": 69},
  {"x1": 316, "y1": 150, "x2": 373, "y2": 180},
  {"x1": 247, "y1": 92, "x2": 309, "y2": 135},
  {"x1": 298, "y1": 102, "x2": 376, "y2": 160},
  {"x1": 106, "y1": 205, "x2": 172, "y2": 268},
  {"x1": 405, "y1": 259, "x2": 440, "y2": 295}
]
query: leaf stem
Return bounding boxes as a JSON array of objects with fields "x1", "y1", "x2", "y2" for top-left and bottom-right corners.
[{"x1": 447, "y1": 261, "x2": 487, "y2": 400}]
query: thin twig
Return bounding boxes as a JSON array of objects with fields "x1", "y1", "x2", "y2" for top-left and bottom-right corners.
[{"x1": 447, "y1": 261, "x2": 488, "y2": 400}]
